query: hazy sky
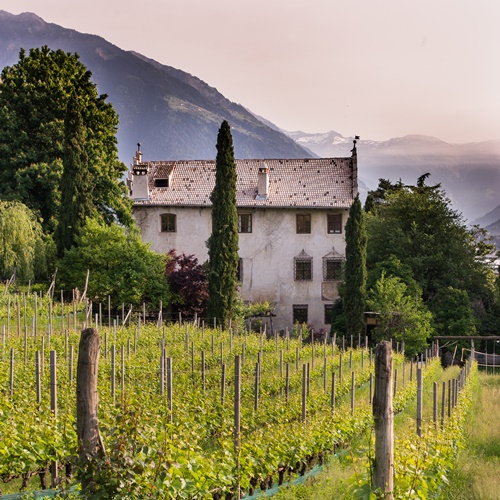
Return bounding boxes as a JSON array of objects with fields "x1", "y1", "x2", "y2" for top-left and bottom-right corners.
[{"x1": 2, "y1": 0, "x2": 500, "y2": 143}]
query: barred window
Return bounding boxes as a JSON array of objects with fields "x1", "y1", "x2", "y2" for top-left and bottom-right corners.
[
  {"x1": 238, "y1": 213, "x2": 252, "y2": 233},
  {"x1": 323, "y1": 258, "x2": 342, "y2": 281},
  {"x1": 294, "y1": 252, "x2": 312, "y2": 281},
  {"x1": 296, "y1": 214, "x2": 311, "y2": 234},
  {"x1": 293, "y1": 305, "x2": 308, "y2": 324},
  {"x1": 160, "y1": 213, "x2": 176, "y2": 232},
  {"x1": 327, "y1": 213, "x2": 342, "y2": 234},
  {"x1": 324, "y1": 304, "x2": 334, "y2": 325}
]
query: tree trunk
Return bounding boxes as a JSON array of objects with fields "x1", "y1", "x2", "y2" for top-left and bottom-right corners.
[
  {"x1": 76, "y1": 328, "x2": 105, "y2": 488},
  {"x1": 373, "y1": 341, "x2": 394, "y2": 498}
]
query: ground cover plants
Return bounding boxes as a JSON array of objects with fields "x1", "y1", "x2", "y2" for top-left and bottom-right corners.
[{"x1": 0, "y1": 294, "x2": 409, "y2": 498}]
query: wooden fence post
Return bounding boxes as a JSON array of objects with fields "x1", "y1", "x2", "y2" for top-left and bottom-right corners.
[
  {"x1": 76, "y1": 328, "x2": 105, "y2": 490},
  {"x1": 373, "y1": 341, "x2": 394, "y2": 499}
]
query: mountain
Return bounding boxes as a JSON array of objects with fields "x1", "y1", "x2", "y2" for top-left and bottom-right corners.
[
  {"x1": 287, "y1": 131, "x2": 500, "y2": 223},
  {"x1": 473, "y1": 204, "x2": 500, "y2": 228},
  {"x1": 0, "y1": 10, "x2": 311, "y2": 162}
]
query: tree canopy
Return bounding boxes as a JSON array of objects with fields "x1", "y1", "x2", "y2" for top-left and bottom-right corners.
[
  {"x1": 58, "y1": 219, "x2": 169, "y2": 309},
  {"x1": 367, "y1": 272, "x2": 432, "y2": 357},
  {"x1": 206, "y1": 121, "x2": 239, "y2": 326},
  {"x1": 366, "y1": 176, "x2": 497, "y2": 337},
  {"x1": 0, "y1": 46, "x2": 132, "y2": 234},
  {"x1": 0, "y1": 201, "x2": 47, "y2": 281}
]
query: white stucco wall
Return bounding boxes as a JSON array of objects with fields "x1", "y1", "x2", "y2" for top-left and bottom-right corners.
[{"x1": 133, "y1": 205, "x2": 348, "y2": 333}]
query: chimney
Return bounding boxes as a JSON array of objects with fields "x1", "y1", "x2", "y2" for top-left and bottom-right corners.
[
  {"x1": 256, "y1": 162, "x2": 269, "y2": 200},
  {"x1": 130, "y1": 143, "x2": 149, "y2": 200}
]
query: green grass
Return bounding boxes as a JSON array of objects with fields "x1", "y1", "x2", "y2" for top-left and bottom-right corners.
[{"x1": 440, "y1": 372, "x2": 500, "y2": 500}]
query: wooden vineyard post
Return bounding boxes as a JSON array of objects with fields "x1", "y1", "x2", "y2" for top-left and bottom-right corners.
[
  {"x1": 331, "y1": 371, "x2": 336, "y2": 412},
  {"x1": 254, "y1": 361, "x2": 260, "y2": 411},
  {"x1": 373, "y1": 341, "x2": 394, "y2": 499},
  {"x1": 416, "y1": 368, "x2": 423, "y2": 437},
  {"x1": 36, "y1": 351, "x2": 41, "y2": 403},
  {"x1": 351, "y1": 371, "x2": 355, "y2": 414},
  {"x1": 9, "y1": 348, "x2": 14, "y2": 394},
  {"x1": 167, "y1": 357, "x2": 173, "y2": 421},
  {"x1": 76, "y1": 328, "x2": 105, "y2": 490},
  {"x1": 50, "y1": 350, "x2": 58, "y2": 486},
  {"x1": 302, "y1": 363, "x2": 307, "y2": 423},
  {"x1": 234, "y1": 355, "x2": 241, "y2": 492},
  {"x1": 221, "y1": 363, "x2": 226, "y2": 405}
]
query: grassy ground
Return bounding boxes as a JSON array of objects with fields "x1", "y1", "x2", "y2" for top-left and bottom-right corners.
[
  {"x1": 274, "y1": 363, "x2": 500, "y2": 500},
  {"x1": 440, "y1": 370, "x2": 500, "y2": 500}
]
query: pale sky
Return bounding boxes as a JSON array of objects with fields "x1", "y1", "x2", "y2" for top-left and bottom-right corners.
[{"x1": 2, "y1": 0, "x2": 500, "y2": 143}]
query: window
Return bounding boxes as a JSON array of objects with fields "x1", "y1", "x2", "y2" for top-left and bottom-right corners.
[
  {"x1": 154, "y1": 178, "x2": 169, "y2": 188},
  {"x1": 327, "y1": 213, "x2": 342, "y2": 234},
  {"x1": 296, "y1": 214, "x2": 311, "y2": 234},
  {"x1": 324, "y1": 304, "x2": 334, "y2": 325},
  {"x1": 237, "y1": 258, "x2": 243, "y2": 282},
  {"x1": 294, "y1": 252, "x2": 312, "y2": 281},
  {"x1": 238, "y1": 213, "x2": 252, "y2": 233},
  {"x1": 293, "y1": 305, "x2": 308, "y2": 325},
  {"x1": 323, "y1": 258, "x2": 342, "y2": 281},
  {"x1": 160, "y1": 213, "x2": 176, "y2": 232}
]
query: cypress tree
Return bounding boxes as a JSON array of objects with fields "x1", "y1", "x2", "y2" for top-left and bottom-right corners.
[
  {"x1": 344, "y1": 194, "x2": 367, "y2": 338},
  {"x1": 56, "y1": 91, "x2": 93, "y2": 257},
  {"x1": 206, "y1": 121, "x2": 239, "y2": 326}
]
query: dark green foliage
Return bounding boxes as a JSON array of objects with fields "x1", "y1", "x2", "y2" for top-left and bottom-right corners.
[
  {"x1": 329, "y1": 297, "x2": 346, "y2": 337},
  {"x1": 0, "y1": 46, "x2": 132, "y2": 233},
  {"x1": 366, "y1": 175, "x2": 498, "y2": 336},
  {"x1": 58, "y1": 219, "x2": 169, "y2": 309},
  {"x1": 56, "y1": 92, "x2": 93, "y2": 257},
  {"x1": 344, "y1": 194, "x2": 367, "y2": 338},
  {"x1": 206, "y1": 121, "x2": 239, "y2": 326}
]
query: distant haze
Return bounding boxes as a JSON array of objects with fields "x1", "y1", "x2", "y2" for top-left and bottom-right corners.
[{"x1": 1, "y1": 0, "x2": 499, "y2": 144}]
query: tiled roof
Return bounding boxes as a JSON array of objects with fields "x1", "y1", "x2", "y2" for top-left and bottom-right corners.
[{"x1": 133, "y1": 157, "x2": 357, "y2": 209}]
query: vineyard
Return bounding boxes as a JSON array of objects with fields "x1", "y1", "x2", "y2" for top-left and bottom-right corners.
[{"x1": 0, "y1": 292, "x2": 475, "y2": 499}]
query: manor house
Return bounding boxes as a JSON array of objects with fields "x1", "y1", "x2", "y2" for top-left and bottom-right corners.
[{"x1": 129, "y1": 141, "x2": 359, "y2": 332}]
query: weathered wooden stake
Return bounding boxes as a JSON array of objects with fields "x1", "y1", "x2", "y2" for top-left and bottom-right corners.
[
  {"x1": 76, "y1": 328, "x2": 105, "y2": 490},
  {"x1": 373, "y1": 341, "x2": 394, "y2": 499}
]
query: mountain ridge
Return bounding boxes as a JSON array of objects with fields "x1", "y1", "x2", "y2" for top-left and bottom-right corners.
[
  {"x1": 1, "y1": 10, "x2": 499, "y2": 223},
  {"x1": 0, "y1": 10, "x2": 311, "y2": 162}
]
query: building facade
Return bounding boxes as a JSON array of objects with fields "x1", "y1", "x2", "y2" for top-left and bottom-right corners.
[{"x1": 129, "y1": 142, "x2": 358, "y2": 332}]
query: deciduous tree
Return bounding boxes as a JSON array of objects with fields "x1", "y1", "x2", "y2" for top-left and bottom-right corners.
[
  {"x1": 367, "y1": 272, "x2": 432, "y2": 357},
  {"x1": 0, "y1": 201, "x2": 46, "y2": 281},
  {"x1": 166, "y1": 250, "x2": 208, "y2": 319},
  {"x1": 0, "y1": 46, "x2": 132, "y2": 233},
  {"x1": 58, "y1": 219, "x2": 169, "y2": 309}
]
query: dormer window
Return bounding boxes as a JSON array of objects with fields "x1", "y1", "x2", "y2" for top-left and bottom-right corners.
[{"x1": 154, "y1": 178, "x2": 169, "y2": 188}]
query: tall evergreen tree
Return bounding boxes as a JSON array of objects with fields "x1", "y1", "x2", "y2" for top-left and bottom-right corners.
[
  {"x1": 56, "y1": 92, "x2": 93, "y2": 257},
  {"x1": 344, "y1": 194, "x2": 367, "y2": 338},
  {"x1": 206, "y1": 121, "x2": 239, "y2": 326}
]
